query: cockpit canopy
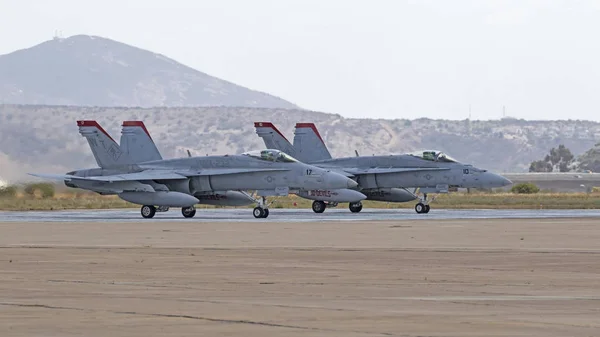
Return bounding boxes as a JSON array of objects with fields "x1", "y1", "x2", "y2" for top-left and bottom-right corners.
[
  {"x1": 242, "y1": 149, "x2": 299, "y2": 163},
  {"x1": 409, "y1": 150, "x2": 458, "y2": 163}
]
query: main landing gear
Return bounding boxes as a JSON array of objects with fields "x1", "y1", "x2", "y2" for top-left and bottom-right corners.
[
  {"x1": 349, "y1": 201, "x2": 363, "y2": 213},
  {"x1": 311, "y1": 200, "x2": 362, "y2": 214},
  {"x1": 141, "y1": 205, "x2": 156, "y2": 218},
  {"x1": 181, "y1": 206, "x2": 196, "y2": 218},
  {"x1": 140, "y1": 205, "x2": 196, "y2": 219},
  {"x1": 253, "y1": 196, "x2": 270, "y2": 218},
  {"x1": 312, "y1": 200, "x2": 326, "y2": 213}
]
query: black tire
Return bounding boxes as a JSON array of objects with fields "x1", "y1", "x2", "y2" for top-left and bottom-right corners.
[
  {"x1": 262, "y1": 208, "x2": 270, "y2": 218},
  {"x1": 415, "y1": 203, "x2": 425, "y2": 214},
  {"x1": 182, "y1": 206, "x2": 196, "y2": 218},
  {"x1": 141, "y1": 205, "x2": 156, "y2": 219},
  {"x1": 424, "y1": 205, "x2": 431, "y2": 213},
  {"x1": 349, "y1": 202, "x2": 363, "y2": 213},
  {"x1": 253, "y1": 207, "x2": 264, "y2": 218},
  {"x1": 312, "y1": 200, "x2": 326, "y2": 213}
]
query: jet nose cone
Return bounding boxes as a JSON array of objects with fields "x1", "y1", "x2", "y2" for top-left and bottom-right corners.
[
  {"x1": 501, "y1": 176, "x2": 513, "y2": 186},
  {"x1": 486, "y1": 172, "x2": 512, "y2": 187},
  {"x1": 347, "y1": 179, "x2": 358, "y2": 189}
]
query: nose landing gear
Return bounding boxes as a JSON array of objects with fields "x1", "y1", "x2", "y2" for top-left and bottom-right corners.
[
  {"x1": 253, "y1": 196, "x2": 270, "y2": 218},
  {"x1": 415, "y1": 193, "x2": 432, "y2": 214},
  {"x1": 415, "y1": 203, "x2": 430, "y2": 214}
]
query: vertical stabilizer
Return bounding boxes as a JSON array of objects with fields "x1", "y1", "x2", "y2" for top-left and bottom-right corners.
[
  {"x1": 77, "y1": 120, "x2": 133, "y2": 168},
  {"x1": 120, "y1": 121, "x2": 163, "y2": 163},
  {"x1": 254, "y1": 122, "x2": 297, "y2": 157},
  {"x1": 292, "y1": 123, "x2": 332, "y2": 162}
]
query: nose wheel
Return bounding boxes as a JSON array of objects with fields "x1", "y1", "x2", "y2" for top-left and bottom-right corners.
[
  {"x1": 415, "y1": 193, "x2": 432, "y2": 214},
  {"x1": 253, "y1": 196, "x2": 270, "y2": 218},
  {"x1": 253, "y1": 207, "x2": 269, "y2": 218},
  {"x1": 415, "y1": 203, "x2": 430, "y2": 214}
]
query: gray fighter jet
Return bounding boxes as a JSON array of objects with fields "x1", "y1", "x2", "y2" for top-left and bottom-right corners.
[
  {"x1": 29, "y1": 120, "x2": 358, "y2": 219},
  {"x1": 254, "y1": 122, "x2": 513, "y2": 214},
  {"x1": 118, "y1": 121, "x2": 367, "y2": 208},
  {"x1": 118, "y1": 121, "x2": 264, "y2": 208}
]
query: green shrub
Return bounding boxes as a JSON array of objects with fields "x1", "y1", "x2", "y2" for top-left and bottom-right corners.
[
  {"x1": 0, "y1": 185, "x2": 17, "y2": 198},
  {"x1": 511, "y1": 182, "x2": 540, "y2": 194},
  {"x1": 24, "y1": 183, "x2": 55, "y2": 198}
]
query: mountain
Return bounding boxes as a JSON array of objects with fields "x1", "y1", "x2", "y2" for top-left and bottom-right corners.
[
  {"x1": 1, "y1": 105, "x2": 600, "y2": 183},
  {"x1": 0, "y1": 35, "x2": 297, "y2": 109}
]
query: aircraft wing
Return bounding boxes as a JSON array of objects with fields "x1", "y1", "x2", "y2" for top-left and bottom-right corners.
[
  {"x1": 29, "y1": 168, "x2": 290, "y2": 183},
  {"x1": 342, "y1": 167, "x2": 451, "y2": 175},
  {"x1": 174, "y1": 168, "x2": 290, "y2": 176}
]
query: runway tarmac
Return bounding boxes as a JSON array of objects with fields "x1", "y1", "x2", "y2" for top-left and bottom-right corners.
[
  {"x1": 1, "y1": 217, "x2": 599, "y2": 336},
  {"x1": 1, "y1": 207, "x2": 600, "y2": 222}
]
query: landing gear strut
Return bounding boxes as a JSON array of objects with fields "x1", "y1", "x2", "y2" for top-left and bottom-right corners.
[
  {"x1": 253, "y1": 196, "x2": 270, "y2": 218},
  {"x1": 141, "y1": 205, "x2": 156, "y2": 219},
  {"x1": 349, "y1": 201, "x2": 363, "y2": 213},
  {"x1": 415, "y1": 193, "x2": 431, "y2": 214},
  {"x1": 182, "y1": 206, "x2": 196, "y2": 218}
]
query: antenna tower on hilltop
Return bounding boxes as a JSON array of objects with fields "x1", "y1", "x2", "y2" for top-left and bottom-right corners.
[{"x1": 53, "y1": 30, "x2": 63, "y2": 40}]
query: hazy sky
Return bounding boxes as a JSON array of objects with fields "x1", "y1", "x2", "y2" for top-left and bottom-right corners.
[{"x1": 2, "y1": 0, "x2": 599, "y2": 121}]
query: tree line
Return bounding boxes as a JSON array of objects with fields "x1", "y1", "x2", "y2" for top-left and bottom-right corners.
[{"x1": 529, "y1": 143, "x2": 600, "y2": 173}]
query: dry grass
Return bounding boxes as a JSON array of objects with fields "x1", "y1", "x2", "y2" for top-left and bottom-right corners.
[{"x1": 1, "y1": 190, "x2": 600, "y2": 211}]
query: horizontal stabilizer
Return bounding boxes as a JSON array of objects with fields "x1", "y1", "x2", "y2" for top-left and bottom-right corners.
[
  {"x1": 29, "y1": 171, "x2": 187, "y2": 182},
  {"x1": 28, "y1": 173, "x2": 79, "y2": 181},
  {"x1": 28, "y1": 173, "x2": 157, "y2": 193}
]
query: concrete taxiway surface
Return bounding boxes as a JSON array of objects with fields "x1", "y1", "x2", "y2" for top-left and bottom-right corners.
[
  {"x1": 1, "y1": 208, "x2": 600, "y2": 222},
  {"x1": 1, "y1": 217, "x2": 600, "y2": 336}
]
